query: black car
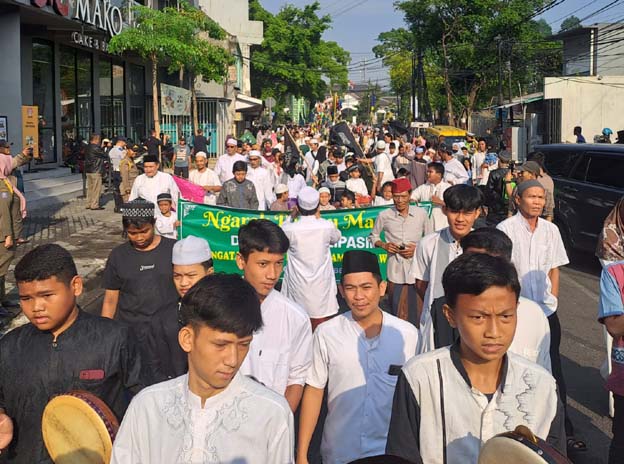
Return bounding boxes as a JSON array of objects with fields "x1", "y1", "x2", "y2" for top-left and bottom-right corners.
[{"x1": 537, "y1": 143, "x2": 624, "y2": 252}]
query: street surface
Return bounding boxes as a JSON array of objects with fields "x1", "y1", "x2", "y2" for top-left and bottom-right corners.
[
  {"x1": 560, "y1": 250, "x2": 612, "y2": 464},
  {"x1": 0, "y1": 196, "x2": 615, "y2": 463}
]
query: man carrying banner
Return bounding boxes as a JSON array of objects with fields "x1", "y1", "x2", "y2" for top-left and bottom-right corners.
[
  {"x1": 282, "y1": 187, "x2": 342, "y2": 331},
  {"x1": 188, "y1": 151, "x2": 221, "y2": 205},
  {"x1": 371, "y1": 178, "x2": 432, "y2": 326}
]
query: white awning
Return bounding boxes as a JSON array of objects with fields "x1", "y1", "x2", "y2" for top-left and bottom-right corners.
[{"x1": 235, "y1": 94, "x2": 263, "y2": 112}]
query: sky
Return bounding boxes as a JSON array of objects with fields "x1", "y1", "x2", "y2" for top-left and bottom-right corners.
[{"x1": 259, "y1": 0, "x2": 624, "y2": 86}]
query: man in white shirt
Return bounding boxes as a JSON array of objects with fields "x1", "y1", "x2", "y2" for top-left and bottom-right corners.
[
  {"x1": 370, "y1": 178, "x2": 432, "y2": 325},
  {"x1": 236, "y1": 219, "x2": 312, "y2": 412},
  {"x1": 373, "y1": 141, "x2": 395, "y2": 196},
  {"x1": 129, "y1": 154, "x2": 180, "y2": 207},
  {"x1": 246, "y1": 150, "x2": 276, "y2": 210},
  {"x1": 108, "y1": 136, "x2": 127, "y2": 212},
  {"x1": 410, "y1": 162, "x2": 451, "y2": 231},
  {"x1": 497, "y1": 179, "x2": 576, "y2": 443},
  {"x1": 425, "y1": 227, "x2": 551, "y2": 370},
  {"x1": 471, "y1": 137, "x2": 487, "y2": 185},
  {"x1": 298, "y1": 250, "x2": 419, "y2": 464},
  {"x1": 281, "y1": 187, "x2": 342, "y2": 330},
  {"x1": 188, "y1": 151, "x2": 221, "y2": 205},
  {"x1": 214, "y1": 138, "x2": 246, "y2": 183},
  {"x1": 386, "y1": 253, "x2": 566, "y2": 464},
  {"x1": 439, "y1": 143, "x2": 469, "y2": 185},
  {"x1": 410, "y1": 184, "x2": 483, "y2": 353},
  {"x1": 111, "y1": 274, "x2": 294, "y2": 464}
]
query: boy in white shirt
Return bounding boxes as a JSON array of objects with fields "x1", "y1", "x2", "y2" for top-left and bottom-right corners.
[
  {"x1": 236, "y1": 219, "x2": 312, "y2": 412},
  {"x1": 386, "y1": 253, "x2": 566, "y2": 464},
  {"x1": 111, "y1": 274, "x2": 294, "y2": 463},
  {"x1": 154, "y1": 192, "x2": 178, "y2": 239}
]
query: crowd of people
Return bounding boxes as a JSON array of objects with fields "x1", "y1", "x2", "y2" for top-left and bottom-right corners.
[{"x1": 1, "y1": 120, "x2": 623, "y2": 464}]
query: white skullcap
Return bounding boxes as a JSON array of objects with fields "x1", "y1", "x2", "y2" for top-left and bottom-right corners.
[
  {"x1": 318, "y1": 187, "x2": 330, "y2": 195},
  {"x1": 172, "y1": 236, "x2": 212, "y2": 265},
  {"x1": 275, "y1": 183, "x2": 288, "y2": 194},
  {"x1": 310, "y1": 139, "x2": 319, "y2": 145},
  {"x1": 376, "y1": 140, "x2": 386, "y2": 150},
  {"x1": 195, "y1": 151, "x2": 207, "y2": 158},
  {"x1": 226, "y1": 138, "x2": 237, "y2": 146},
  {"x1": 297, "y1": 187, "x2": 320, "y2": 210},
  {"x1": 247, "y1": 150, "x2": 261, "y2": 159}
]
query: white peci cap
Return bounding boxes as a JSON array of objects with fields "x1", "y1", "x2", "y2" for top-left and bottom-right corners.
[
  {"x1": 172, "y1": 236, "x2": 212, "y2": 265},
  {"x1": 297, "y1": 187, "x2": 320, "y2": 210}
]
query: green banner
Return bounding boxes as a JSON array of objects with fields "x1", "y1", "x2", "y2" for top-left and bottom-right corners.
[{"x1": 178, "y1": 200, "x2": 433, "y2": 282}]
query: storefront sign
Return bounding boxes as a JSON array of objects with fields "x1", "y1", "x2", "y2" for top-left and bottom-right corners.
[
  {"x1": 71, "y1": 31, "x2": 108, "y2": 52},
  {"x1": 160, "y1": 84, "x2": 192, "y2": 116},
  {"x1": 22, "y1": 106, "x2": 39, "y2": 158},
  {"x1": 74, "y1": 0, "x2": 123, "y2": 37}
]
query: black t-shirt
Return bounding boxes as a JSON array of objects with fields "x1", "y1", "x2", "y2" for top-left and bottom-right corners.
[
  {"x1": 145, "y1": 136, "x2": 162, "y2": 156},
  {"x1": 103, "y1": 238, "x2": 178, "y2": 327},
  {"x1": 193, "y1": 135, "x2": 208, "y2": 153}
]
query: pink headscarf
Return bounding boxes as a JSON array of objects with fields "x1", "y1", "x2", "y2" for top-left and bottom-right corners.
[{"x1": 0, "y1": 155, "x2": 26, "y2": 218}]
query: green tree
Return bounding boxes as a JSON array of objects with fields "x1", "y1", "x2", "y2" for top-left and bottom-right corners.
[
  {"x1": 375, "y1": 0, "x2": 562, "y2": 124},
  {"x1": 559, "y1": 15, "x2": 582, "y2": 33},
  {"x1": 109, "y1": 1, "x2": 232, "y2": 143},
  {"x1": 249, "y1": 0, "x2": 350, "y2": 103}
]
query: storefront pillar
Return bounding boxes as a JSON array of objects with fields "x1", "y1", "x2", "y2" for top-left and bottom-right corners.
[{"x1": 0, "y1": 10, "x2": 23, "y2": 146}]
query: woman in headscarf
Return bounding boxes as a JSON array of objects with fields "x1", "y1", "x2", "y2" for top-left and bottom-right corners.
[
  {"x1": 0, "y1": 152, "x2": 27, "y2": 316},
  {"x1": 596, "y1": 196, "x2": 624, "y2": 421},
  {"x1": 597, "y1": 197, "x2": 624, "y2": 267}
]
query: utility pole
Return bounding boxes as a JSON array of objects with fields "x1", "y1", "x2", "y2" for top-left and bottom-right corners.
[
  {"x1": 411, "y1": 50, "x2": 416, "y2": 121},
  {"x1": 496, "y1": 36, "x2": 504, "y2": 130}
]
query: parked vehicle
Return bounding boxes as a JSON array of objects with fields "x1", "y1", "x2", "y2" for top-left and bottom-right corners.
[
  {"x1": 537, "y1": 143, "x2": 624, "y2": 252},
  {"x1": 425, "y1": 125, "x2": 467, "y2": 147}
]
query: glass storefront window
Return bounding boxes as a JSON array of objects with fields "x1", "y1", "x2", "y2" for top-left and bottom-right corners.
[
  {"x1": 60, "y1": 46, "x2": 93, "y2": 169},
  {"x1": 100, "y1": 59, "x2": 126, "y2": 139},
  {"x1": 32, "y1": 40, "x2": 56, "y2": 163},
  {"x1": 129, "y1": 64, "x2": 145, "y2": 142}
]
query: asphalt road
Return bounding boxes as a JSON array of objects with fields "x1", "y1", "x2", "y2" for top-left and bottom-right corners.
[{"x1": 559, "y1": 249, "x2": 613, "y2": 464}]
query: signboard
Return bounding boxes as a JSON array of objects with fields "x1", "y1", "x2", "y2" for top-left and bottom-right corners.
[
  {"x1": 178, "y1": 201, "x2": 435, "y2": 282},
  {"x1": 178, "y1": 201, "x2": 390, "y2": 281},
  {"x1": 30, "y1": 0, "x2": 123, "y2": 37},
  {"x1": 160, "y1": 84, "x2": 192, "y2": 116},
  {"x1": 0, "y1": 116, "x2": 7, "y2": 141},
  {"x1": 22, "y1": 106, "x2": 39, "y2": 157}
]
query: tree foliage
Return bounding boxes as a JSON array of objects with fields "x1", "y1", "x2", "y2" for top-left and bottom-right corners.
[
  {"x1": 109, "y1": 1, "x2": 232, "y2": 82},
  {"x1": 249, "y1": 0, "x2": 350, "y2": 102},
  {"x1": 375, "y1": 0, "x2": 562, "y2": 124},
  {"x1": 560, "y1": 15, "x2": 582, "y2": 33}
]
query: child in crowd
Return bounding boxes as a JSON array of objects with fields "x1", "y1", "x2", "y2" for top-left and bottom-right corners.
[{"x1": 155, "y1": 192, "x2": 179, "y2": 239}]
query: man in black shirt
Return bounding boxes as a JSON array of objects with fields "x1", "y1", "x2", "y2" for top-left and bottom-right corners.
[
  {"x1": 145, "y1": 129, "x2": 162, "y2": 158},
  {"x1": 101, "y1": 199, "x2": 178, "y2": 341},
  {"x1": 0, "y1": 244, "x2": 143, "y2": 462},
  {"x1": 192, "y1": 129, "x2": 209, "y2": 155},
  {"x1": 484, "y1": 150, "x2": 513, "y2": 225}
]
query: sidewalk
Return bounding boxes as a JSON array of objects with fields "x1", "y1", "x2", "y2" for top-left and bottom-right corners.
[{"x1": 0, "y1": 194, "x2": 125, "y2": 335}]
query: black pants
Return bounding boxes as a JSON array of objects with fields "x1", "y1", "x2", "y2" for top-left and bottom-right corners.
[
  {"x1": 174, "y1": 166, "x2": 188, "y2": 178},
  {"x1": 548, "y1": 311, "x2": 574, "y2": 437},
  {"x1": 611, "y1": 394, "x2": 624, "y2": 463},
  {"x1": 112, "y1": 172, "x2": 123, "y2": 210}
]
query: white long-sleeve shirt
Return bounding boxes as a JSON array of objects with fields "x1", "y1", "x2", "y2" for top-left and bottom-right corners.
[
  {"x1": 111, "y1": 373, "x2": 294, "y2": 464},
  {"x1": 443, "y1": 158, "x2": 469, "y2": 185},
  {"x1": 129, "y1": 171, "x2": 180, "y2": 207},
  {"x1": 214, "y1": 153, "x2": 246, "y2": 183},
  {"x1": 247, "y1": 166, "x2": 276, "y2": 210},
  {"x1": 410, "y1": 181, "x2": 452, "y2": 231},
  {"x1": 239, "y1": 290, "x2": 312, "y2": 394},
  {"x1": 281, "y1": 216, "x2": 342, "y2": 318}
]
